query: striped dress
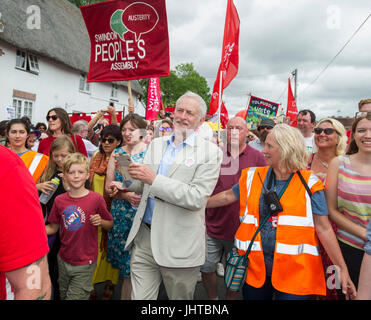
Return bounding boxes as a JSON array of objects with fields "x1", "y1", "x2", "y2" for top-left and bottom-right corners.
[{"x1": 337, "y1": 155, "x2": 371, "y2": 250}]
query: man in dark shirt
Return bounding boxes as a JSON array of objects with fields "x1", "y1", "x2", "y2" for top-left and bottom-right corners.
[{"x1": 201, "y1": 116, "x2": 267, "y2": 300}]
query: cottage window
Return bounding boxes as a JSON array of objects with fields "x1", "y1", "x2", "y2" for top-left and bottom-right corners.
[
  {"x1": 111, "y1": 83, "x2": 118, "y2": 100},
  {"x1": 79, "y1": 74, "x2": 91, "y2": 93},
  {"x1": 15, "y1": 50, "x2": 39, "y2": 74},
  {"x1": 13, "y1": 98, "x2": 33, "y2": 121}
]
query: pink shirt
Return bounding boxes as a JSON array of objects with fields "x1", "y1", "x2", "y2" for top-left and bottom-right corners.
[{"x1": 48, "y1": 191, "x2": 112, "y2": 265}]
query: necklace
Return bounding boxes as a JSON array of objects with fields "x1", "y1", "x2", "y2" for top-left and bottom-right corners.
[{"x1": 316, "y1": 154, "x2": 329, "y2": 169}]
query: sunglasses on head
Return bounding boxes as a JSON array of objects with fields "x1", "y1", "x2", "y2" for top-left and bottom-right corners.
[
  {"x1": 101, "y1": 137, "x2": 116, "y2": 144},
  {"x1": 46, "y1": 115, "x2": 58, "y2": 121},
  {"x1": 159, "y1": 127, "x2": 172, "y2": 132},
  {"x1": 355, "y1": 111, "x2": 371, "y2": 119},
  {"x1": 314, "y1": 127, "x2": 337, "y2": 135}
]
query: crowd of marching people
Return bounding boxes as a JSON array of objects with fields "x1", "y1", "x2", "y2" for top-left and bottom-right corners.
[{"x1": 0, "y1": 93, "x2": 370, "y2": 301}]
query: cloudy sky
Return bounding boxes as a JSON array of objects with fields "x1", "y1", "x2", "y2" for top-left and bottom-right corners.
[{"x1": 165, "y1": 0, "x2": 371, "y2": 120}]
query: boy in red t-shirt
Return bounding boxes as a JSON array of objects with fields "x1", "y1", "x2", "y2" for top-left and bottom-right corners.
[{"x1": 46, "y1": 153, "x2": 113, "y2": 300}]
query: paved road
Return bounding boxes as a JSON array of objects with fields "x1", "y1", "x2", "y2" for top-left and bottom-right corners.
[{"x1": 95, "y1": 273, "x2": 242, "y2": 300}]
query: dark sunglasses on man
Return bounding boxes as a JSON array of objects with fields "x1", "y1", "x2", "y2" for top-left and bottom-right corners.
[{"x1": 258, "y1": 125, "x2": 273, "y2": 131}]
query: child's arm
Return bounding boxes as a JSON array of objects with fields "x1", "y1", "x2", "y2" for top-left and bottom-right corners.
[
  {"x1": 90, "y1": 215, "x2": 113, "y2": 231},
  {"x1": 45, "y1": 223, "x2": 59, "y2": 236}
]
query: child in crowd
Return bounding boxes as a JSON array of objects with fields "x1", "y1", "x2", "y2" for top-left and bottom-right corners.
[
  {"x1": 38, "y1": 135, "x2": 76, "y2": 299},
  {"x1": 46, "y1": 153, "x2": 113, "y2": 300}
]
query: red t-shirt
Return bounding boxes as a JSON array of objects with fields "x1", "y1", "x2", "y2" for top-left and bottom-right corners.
[
  {"x1": 38, "y1": 135, "x2": 87, "y2": 157},
  {"x1": 0, "y1": 146, "x2": 49, "y2": 300},
  {"x1": 48, "y1": 191, "x2": 112, "y2": 265}
]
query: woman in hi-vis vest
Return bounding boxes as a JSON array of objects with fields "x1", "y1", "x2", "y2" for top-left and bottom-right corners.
[
  {"x1": 6, "y1": 119, "x2": 50, "y2": 190},
  {"x1": 207, "y1": 124, "x2": 356, "y2": 300}
]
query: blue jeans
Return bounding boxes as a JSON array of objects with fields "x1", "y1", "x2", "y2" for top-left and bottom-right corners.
[{"x1": 242, "y1": 277, "x2": 310, "y2": 300}]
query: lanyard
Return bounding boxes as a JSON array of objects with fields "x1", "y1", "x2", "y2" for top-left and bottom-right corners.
[{"x1": 267, "y1": 169, "x2": 294, "y2": 200}]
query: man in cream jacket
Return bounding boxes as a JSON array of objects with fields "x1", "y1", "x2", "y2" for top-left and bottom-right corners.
[{"x1": 125, "y1": 91, "x2": 222, "y2": 300}]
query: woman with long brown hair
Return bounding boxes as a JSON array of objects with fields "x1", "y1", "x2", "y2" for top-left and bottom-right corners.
[
  {"x1": 38, "y1": 107, "x2": 87, "y2": 157},
  {"x1": 325, "y1": 112, "x2": 371, "y2": 298}
]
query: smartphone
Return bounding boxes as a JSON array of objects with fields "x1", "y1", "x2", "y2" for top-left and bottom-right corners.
[
  {"x1": 117, "y1": 154, "x2": 132, "y2": 167},
  {"x1": 117, "y1": 154, "x2": 133, "y2": 181}
]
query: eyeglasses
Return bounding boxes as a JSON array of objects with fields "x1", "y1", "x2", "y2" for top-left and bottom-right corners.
[
  {"x1": 46, "y1": 115, "x2": 58, "y2": 121},
  {"x1": 314, "y1": 128, "x2": 337, "y2": 135},
  {"x1": 159, "y1": 127, "x2": 172, "y2": 132},
  {"x1": 101, "y1": 138, "x2": 116, "y2": 144},
  {"x1": 258, "y1": 126, "x2": 273, "y2": 131}
]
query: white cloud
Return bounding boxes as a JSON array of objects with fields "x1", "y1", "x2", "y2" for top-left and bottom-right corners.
[{"x1": 165, "y1": 0, "x2": 371, "y2": 120}]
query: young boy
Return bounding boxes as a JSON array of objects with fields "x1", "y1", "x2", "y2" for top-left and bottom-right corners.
[{"x1": 46, "y1": 153, "x2": 113, "y2": 300}]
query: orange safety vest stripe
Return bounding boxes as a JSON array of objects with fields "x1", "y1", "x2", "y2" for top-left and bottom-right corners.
[
  {"x1": 21, "y1": 151, "x2": 49, "y2": 183},
  {"x1": 235, "y1": 166, "x2": 326, "y2": 296}
]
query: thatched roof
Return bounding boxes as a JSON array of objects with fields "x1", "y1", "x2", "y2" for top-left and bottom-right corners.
[{"x1": 0, "y1": 0, "x2": 143, "y2": 95}]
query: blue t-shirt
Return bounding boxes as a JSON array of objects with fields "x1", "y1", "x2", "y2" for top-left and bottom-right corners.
[{"x1": 232, "y1": 169, "x2": 328, "y2": 276}]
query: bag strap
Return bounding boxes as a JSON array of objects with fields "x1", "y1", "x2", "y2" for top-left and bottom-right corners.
[
  {"x1": 242, "y1": 213, "x2": 271, "y2": 259},
  {"x1": 296, "y1": 170, "x2": 312, "y2": 198}
]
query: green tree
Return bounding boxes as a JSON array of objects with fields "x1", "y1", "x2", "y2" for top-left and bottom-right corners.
[
  {"x1": 138, "y1": 63, "x2": 211, "y2": 108},
  {"x1": 68, "y1": 0, "x2": 105, "y2": 7}
]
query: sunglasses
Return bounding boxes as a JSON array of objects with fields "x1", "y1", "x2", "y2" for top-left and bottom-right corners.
[
  {"x1": 101, "y1": 138, "x2": 116, "y2": 144},
  {"x1": 314, "y1": 128, "x2": 337, "y2": 135},
  {"x1": 46, "y1": 115, "x2": 58, "y2": 121},
  {"x1": 159, "y1": 127, "x2": 172, "y2": 132},
  {"x1": 355, "y1": 111, "x2": 371, "y2": 119},
  {"x1": 258, "y1": 126, "x2": 273, "y2": 131}
]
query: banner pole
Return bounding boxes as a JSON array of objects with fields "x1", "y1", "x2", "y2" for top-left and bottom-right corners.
[
  {"x1": 217, "y1": 70, "x2": 223, "y2": 141},
  {"x1": 128, "y1": 80, "x2": 133, "y2": 108}
]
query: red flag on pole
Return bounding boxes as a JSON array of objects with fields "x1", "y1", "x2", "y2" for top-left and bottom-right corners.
[
  {"x1": 146, "y1": 77, "x2": 162, "y2": 121},
  {"x1": 208, "y1": 0, "x2": 240, "y2": 117},
  {"x1": 286, "y1": 78, "x2": 298, "y2": 127},
  {"x1": 220, "y1": 101, "x2": 229, "y2": 128}
]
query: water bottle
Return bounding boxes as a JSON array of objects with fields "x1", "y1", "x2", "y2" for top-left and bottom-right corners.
[{"x1": 39, "y1": 177, "x2": 60, "y2": 205}]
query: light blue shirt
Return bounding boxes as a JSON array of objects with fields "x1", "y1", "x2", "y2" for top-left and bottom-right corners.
[{"x1": 142, "y1": 133, "x2": 196, "y2": 225}]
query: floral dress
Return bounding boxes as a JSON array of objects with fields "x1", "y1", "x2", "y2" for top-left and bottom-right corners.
[{"x1": 106, "y1": 147, "x2": 146, "y2": 278}]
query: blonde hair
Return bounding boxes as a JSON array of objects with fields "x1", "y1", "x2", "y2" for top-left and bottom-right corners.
[
  {"x1": 358, "y1": 98, "x2": 371, "y2": 111},
  {"x1": 39, "y1": 136, "x2": 75, "y2": 182},
  {"x1": 63, "y1": 153, "x2": 90, "y2": 174},
  {"x1": 314, "y1": 118, "x2": 347, "y2": 156},
  {"x1": 270, "y1": 124, "x2": 309, "y2": 172}
]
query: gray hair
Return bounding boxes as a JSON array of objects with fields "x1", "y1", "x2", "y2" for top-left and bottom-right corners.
[
  {"x1": 72, "y1": 119, "x2": 88, "y2": 134},
  {"x1": 175, "y1": 91, "x2": 207, "y2": 120}
]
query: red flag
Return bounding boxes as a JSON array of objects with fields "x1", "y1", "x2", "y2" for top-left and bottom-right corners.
[
  {"x1": 209, "y1": 0, "x2": 240, "y2": 116},
  {"x1": 146, "y1": 77, "x2": 162, "y2": 121},
  {"x1": 286, "y1": 78, "x2": 298, "y2": 127},
  {"x1": 220, "y1": 101, "x2": 229, "y2": 128},
  {"x1": 80, "y1": 0, "x2": 170, "y2": 82}
]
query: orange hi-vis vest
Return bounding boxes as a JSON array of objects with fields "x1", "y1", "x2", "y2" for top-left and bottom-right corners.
[
  {"x1": 234, "y1": 166, "x2": 326, "y2": 296},
  {"x1": 20, "y1": 151, "x2": 49, "y2": 183}
]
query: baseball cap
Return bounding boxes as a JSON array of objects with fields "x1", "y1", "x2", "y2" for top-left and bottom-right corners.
[{"x1": 258, "y1": 118, "x2": 276, "y2": 129}]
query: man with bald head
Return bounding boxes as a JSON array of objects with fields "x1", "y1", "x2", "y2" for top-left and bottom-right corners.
[{"x1": 201, "y1": 116, "x2": 266, "y2": 300}]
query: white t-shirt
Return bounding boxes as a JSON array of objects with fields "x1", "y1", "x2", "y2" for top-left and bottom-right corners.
[{"x1": 304, "y1": 134, "x2": 315, "y2": 154}]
